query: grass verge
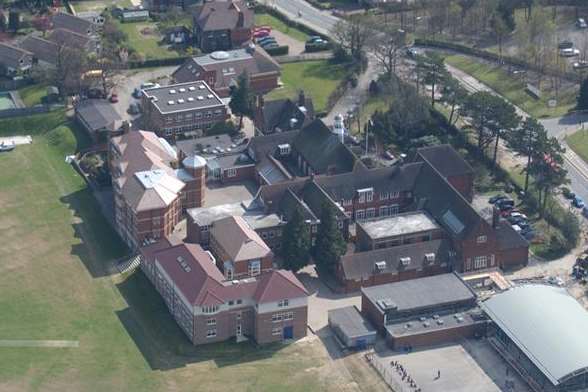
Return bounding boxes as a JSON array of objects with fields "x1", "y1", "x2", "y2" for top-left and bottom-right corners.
[
  {"x1": 115, "y1": 20, "x2": 182, "y2": 60},
  {"x1": 445, "y1": 54, "x2": 576, "y2": 118},
  {"x1": 255, "y1": 13, "x2": 310, "y2": 42},
  {"x1": 17, "y1": 83, "x2": 48, "y2": 107},
  {"x1": 566, "y1": 128, "x2": 588, "y2": 163}
]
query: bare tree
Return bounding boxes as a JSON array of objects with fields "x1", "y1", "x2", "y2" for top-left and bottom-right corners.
[
  {"x1": 370, "y1": 28, "x2": 407, "y2": 77},
  {"x1": 331, "y1": 16, "x2": 372, "y2": 61}
]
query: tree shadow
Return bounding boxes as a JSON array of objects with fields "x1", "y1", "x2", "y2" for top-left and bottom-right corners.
[
  {"x1": 315, "y1": 325, "x2": 355, "y2": 360},
  {"x1": 115, "y1": 270, "x2": 290, "y2": 370},
  {"x1": 60, "y1": 188, "x2": 128, "y2": 278},
  {"x1": 302, "y1": 61, "x2": 349, "y2": 81}
]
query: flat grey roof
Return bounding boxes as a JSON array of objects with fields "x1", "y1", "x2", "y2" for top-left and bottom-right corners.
[
  {"x1": 329, "y1": 306, "x2": 377, "y2": 339},
  {"x1": 481, "y1": 285, "x2": 588, "y2": 386},
  {"x1": 362, "y1": 273, "x2": 476, "y2": 314},
  {"x1": 187, "y1": 200, "x2": 282, "y2": 230},
  {"x1": 143, "y1": 81, "x2": 224, "y2": 114},
  {"x1": 386, "y1": 310, "x2": 480, "y2": 338},
  {"x1": 359, "y1": 212, "x2": 439, "y2": 240},
  {"x1": 195, "y1": 48, "x2": 252, "y2": 66},
  {"x1": 176, "y1": 134, "x2": 245, "y2": 157}
]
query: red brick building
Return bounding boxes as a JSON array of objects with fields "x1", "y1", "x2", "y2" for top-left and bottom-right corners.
[
  {"x1": 192, "y1": 1, "x2": 253, "y2": 53},
  {"x1": 172, "y1": 46, "x2": 281, "y2": 98},
  {"x1": 209, "y1": 216, "x2": 274, "y2": 280},
  {"x1": 140, "y1": 239, "x2": 308, "y2": 345},
  {"x1": 108, "y1": 131, "x2": 206, "y2": 249}
]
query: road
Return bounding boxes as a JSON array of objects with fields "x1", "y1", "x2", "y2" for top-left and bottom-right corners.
[
  {"x1": 260, "y1": 0, "x2": 340, "y2": 36},
  {"x1": 445, "y1": 62, "x2": 588, "y2": 205}
]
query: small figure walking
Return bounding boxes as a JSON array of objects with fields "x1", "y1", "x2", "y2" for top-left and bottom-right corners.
[{"x1": 437, "y1": 369, "x2": 441, "y2": 379}]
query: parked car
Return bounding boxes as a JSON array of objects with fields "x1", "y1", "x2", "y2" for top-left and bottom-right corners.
[
  {"x1": 132, "y1": 88, "x2": 142, "y2": 99},
  {"x1": 128, "y1": 102, "x2": 141, "y2": 114},
  {"x1": 140, "y1": 82, "x2": 160, "y2": 90},
  {"x1": 507, "y1": 215, "x2": 528, "y2": 226},
  {"x1": 583, "y1": 207, "x2": 588, "y2": 218},
  {"x1": 256, "y1": 36, "x2": 276, "y2": 45},
  {"x1": 560, "y1": 48, "x2": 580, "y2": 57},
  {"x1": 259, "y1": 39, "x2": 278, "y2": 48},
  {"x1": 262, "y1": 42, "x2": 279, "y2": 50},
  {"x1": 577, "y1": 18, "x2": 588, "y2": 29},
  {"x1": 559, "y1": 40, "x2": 574, "y2": 49},
  {"x1": 109, "y1": 93, "x2": 118, "y2": 103},
  {"x1": 0, "y1": 141, "x2": 15, "y2": 152},
  {"x1": 573, "y1": 195, "x2": 585, "y2": 208},
  {"x1": 308, "y1": 35, "x2": 322, "y2": 42},
  {"x1": 489, "y1": 194, "x2": 507, "y2": 204},
  {"x1": 253, "y1": 29, "x2": 270, "y2": 39},
  {"x1": 510, "y1": 211, "x2": 528, "y2": 220},
  {"x1": 574, "y1": 61, "x2": 588, "y2": 70},
  {"x1": 562, "y1": 187, "x2": 576, "y2": 199},
  {"x1": 406, "y1": 47, "x2": 422, "y2": 58},
  {"x1": 496, "y1": 198, "x2": 515, "y2": 209}
]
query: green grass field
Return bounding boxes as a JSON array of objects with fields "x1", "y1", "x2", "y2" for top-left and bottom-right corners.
[
  {"x1": 0, "y1": 112, "x2": 339, "y2": 392},
  {"x1": 566, "y1": 128, "x2": 588, "y2": 163},
  {"x1": 255, "y1": 13, "x2": 310, "y2": 42},
  {"x1": 70, "y1": 0, "x2": 132, "y2": 12},
  {"x1": 115, "y1": 20, "x2": 183, "y2": 60},
  {"x1": 17, "y1": 84, "x2": 47, "y2": 107},
  {"x1": 267, "y1": 60, "x2": 347, "y2": 113},
  {"x1": 445, "y1": 55, "x2": 577, "y2": 118}
]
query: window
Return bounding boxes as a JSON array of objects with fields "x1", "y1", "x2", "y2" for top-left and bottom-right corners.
[
  {"x1": 391, "y1": 191, "x2": 400, "y2": 199},
  {"x1": 366, "y1": 208, "x2": 376, "y2": 219},
  {"x1": 380, "y1": 192, "x2": 389, "y2": 200},
  {"x1": 272, "y1": 313, "x2": 283, "y2": 323},
  {"x1": 272, "y1": 327, "x2": 281, "y2": 336},
  {"x1": 358, "y1": 193, "x2": 365, "y2": 203},
  {"x1": 338, "y1": 221, "x2": 344, "y2": 229},
  {"x1": 207, "y1": 318, "x2": 216, "y2": 326},
  {"x1": 284, "y1": 312, "x2": 294, "y2": 321},
  {"x1": 236, "y1": 299, "x2": 242, "y2": 305},
  {"x1": 195, "y1": 112, "x2": 202, "y2": 119},
  {"x1": 201, "y1": 225, "x2": 209, "y2": 233},
  {"x1": 152, "y1": 216, "x2": 161, "y2": 226},
  {"x1": 477, "y1": 235, "x2": 487, "y2": 244},
  {"x1": 228, "y1": 300, "x2": 234, "y2": 306},
  {"x1": 355, "y1": 210, "x2": 365, "y2": 221},
  {"x1": 261, "y1": 231, "x2": 268, "y2": 239},
  {"x1": 366, "y1": 191, "x2": 374, "y2": 202},
  {"x1": 380, "y1": 206, "x2": 389, "y2": 217},
  {"x1": 202, "y1": 305, "x2": 219, "y2": 314},
  {"x1": 226, "y1": 168, "x2": 237, "y2": 178},
  {"x1": 269, "y1": 231, "x2": 275, "y2": 238},
  {"x1": 206, "y1": 329, "x2": 217, "y2": 338},
  {"x1": 278, "y1": 299, "x2": 289, "y2": 307},
  {"x1": 311, "y1": 225, "x2": 317, "y2": 233},
  {"x1": 342, "y1": 199, "x2": 352, "y2": 207},
  {"x1": 205, "y1": 111, "x2": 212, "y2": 118},
  {"x1": 279, "y1": 144, "x2": 291, "y2": 155},
  {"x1": 389, "y1": 205, "x2": 399, "y2": 215},
  {"x1": 249, "y1": 260, "x2": 260, "y2": 276},
  {"x1": 474, "y1": 256, "x2": 488, "y2": 269},
  {"x1": 165, "y1": 128, "x2": 173, "y2": 136},
  {"x1": 165, "y1": 117, "x2": 173, "y2": 124}
]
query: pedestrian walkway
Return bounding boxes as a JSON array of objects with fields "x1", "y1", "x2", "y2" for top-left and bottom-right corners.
[{"x1": 0, "y1": 340, "x2": 79, "y2": 348}]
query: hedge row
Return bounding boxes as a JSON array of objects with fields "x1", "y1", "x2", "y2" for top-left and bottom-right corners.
[
  {"x1": 414, "y1": 38, "x2": 582, "y2": 84},
  {"x1": 127, "y1": 56, "x2": 188, "y2": 69},
  {"x1": 304, "y1": 0, "x2": 333, "y2": 10},
  {"x1": 265, "y1": 45, "x2": 289, "y2": 56}
]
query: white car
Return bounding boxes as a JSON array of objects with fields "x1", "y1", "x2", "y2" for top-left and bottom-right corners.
[
  {"x1": 577, "y1": 18, "x2": 588, "y2": 29},
  {"x1": 574, "y1": 61, "x2": 588, "y2": 70},
  {"x1": 0, "y1": 141, "x2": 15, "y2": 152},
  {"x1": 510, "y1": 211, "x2": 528, "y2": 220},
  {"x1": 560, "y1": 48, "x2": 580, "y2": 57}
]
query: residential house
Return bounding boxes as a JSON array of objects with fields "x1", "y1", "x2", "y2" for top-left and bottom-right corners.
[
  {"x1": 52, "y1": 11, "x2": 99, "y2": 36},
  {"x1": 140, "y1": 239, "x2": 308, "y2": 345},
  {"x1": 165, "y1": 26, "x2": 192, "y2": 45},
  {"x1": 141, "y1": 80, "x2": 229, "y2": 139},
  {"x1": 209, "y1": 216, "x2": 274, "y2": 279},
  {"x1": 75, "y1": 99, "x2": 123, "y2": 143},
  {"x1": 76, "y1": 11, "x2": 106, "y2": 25},
  {"x1": 114, "y1": 8, "x2": 150, "y2": 23},
  {"x1": 254, "y1": 92, "x2": 315, "y2": 135},
  {"x1": 192, "y1": 0, "x2": 253, "y2": 53},
  {"x1": 108, "y1": 130, "x2": 206, "y2": 249},
  {"x1": 0, "y1": 43, "x2": 33, "y2": 75},
  {"x1": 19, "y1": 36, "x2": 59, "y2": 65},
  {"x1": 48, "y1": 28, "x2": 100, "y2": 54},
  {"x1": 173, "y1": 46, "x2": 281, "y2": 97}
]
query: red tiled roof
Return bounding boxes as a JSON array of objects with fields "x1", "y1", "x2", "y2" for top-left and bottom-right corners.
[{"x1": 254, "y1": 270, "x2": 308, "y2": 304}]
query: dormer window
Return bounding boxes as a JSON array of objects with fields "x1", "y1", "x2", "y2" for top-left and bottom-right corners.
[{"x1": 278, "y1": 299, "x2": 289, "y2": 307}]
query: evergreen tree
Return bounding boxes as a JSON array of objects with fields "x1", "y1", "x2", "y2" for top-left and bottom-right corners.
[
  {"x1": 577, "y1": 78, "x2": 588, "y2": 111},
  {"x1": 281, "y1": 206, "x2": 311, "y2": 273},
  {"x1": 229, "y1": 71, "x2": 253, "y2": 129},
  {"x1": 313, "y1": 202, "x2": 346, "y2": 274}
]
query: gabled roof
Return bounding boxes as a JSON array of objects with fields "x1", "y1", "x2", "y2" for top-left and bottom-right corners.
[
  {"x1": 48, "y1": 28, "x2": 93, "y2": 50},
  {"x1": 19, "y1": 36, "x2": 59, "y2": 64},
  {"x1": 152, "y1": 243, "x2": 226, "y2": 306},
  {"x1": 260, "y1": 97, "x2": 315, "y2": 133},
  {"x1": 0, "y1": 43, "x2": 32, "y2": 69},
  {"x1": 75, "y1": 99, "x2": 122, "y2": 132},
  {"x1": 292, "y1": 119, "x2": 359, "y2": 174},
  {"x1": 254, "y1": 269, "x2": 308, "y2": 303},
  {"x1": 193, "y1": 0, "x2": 253, "y2": 32},
  {"x1": 340, "y1": 239, "x2": 450, "y2": 281},
  {"x1": 496, "y1": 221, "x2": 529, "y2": 251},
  {"x1": 211, "y1": 216, "x2": 272, "y2": 262},
  {"x1": 416, "y1": 144, "x2": 474, "y2": 178},
  {"x1": 125, "y1": 169, "x2": 185, "y2": 212},
  {"x1": 52, "y1": 12, "x2": 94, "y2": 35}
]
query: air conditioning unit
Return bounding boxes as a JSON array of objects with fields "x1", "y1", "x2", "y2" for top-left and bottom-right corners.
[
  {"x1": 374, "y1": 261, "x2": 386, "y2": 271},
  {"x1": 400, "y1": 257, "x2": 411, "y2": 266},
  {"x1": 425, "y1": 253, "x2": 436, "y2": 263}
]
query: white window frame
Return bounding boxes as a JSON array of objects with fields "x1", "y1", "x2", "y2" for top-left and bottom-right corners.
[
  {"x1": 380, "y1": 192, "x2": 389, "y2": 200},
  {"x1": 355, "y1": 210, "x2": 365, "y2": 221},
  {"x1": 474, "y1": 255, "x2": 488, "y2": 269},
  {"x1": 278, "y1": 299, "x2": 289, "y2": 307},
  {"x1": 477, "y1": 235, "x2": 487, "y2": 244},
  {"x1": 272, "y1": 327, "x2": 281, "y2": 336},
  {"x1": 206, "y1": 318, "x2": 216, "y2": 326},
  {"x1": 226, "y1": 168, "x2": 237, "y2": 178},
  {"x1": 206, "y1": 329, "x2": 217, "y2": 338}
]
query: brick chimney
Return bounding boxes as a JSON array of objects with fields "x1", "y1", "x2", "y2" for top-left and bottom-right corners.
[{"x1": 492, "y1": 206, "x2": 500, "y2": 229}]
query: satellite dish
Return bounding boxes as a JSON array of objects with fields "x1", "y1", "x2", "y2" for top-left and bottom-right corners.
[{"x1": 210, "y1": 51, "x2": 230, "y2": 60}]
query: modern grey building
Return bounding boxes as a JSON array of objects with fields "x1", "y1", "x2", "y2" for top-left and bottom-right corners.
[
  {"x1": 482, "y1": 285, "x2": 588, "y2": 392},
  {"x1": 328, "y1": 306, "x2": 377, "y2": 349}
]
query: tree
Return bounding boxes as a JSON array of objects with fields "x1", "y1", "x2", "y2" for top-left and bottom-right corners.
[
  {"x1": 490, "y1": 12, "x2": 509, "y2": 59},
  {"x1": 370, "y1": 28, "x2": 406, "y2": 77},
  {"x1": 31, "y1": 15, "x2": 50, "y2": 37},
  {"x1": 281, "y1": 207, "x2": 311, "y2": 273},
  {"x1": 577, "y1": 77, "x2": 588, "y2": 111},
  {"x1": 229, "y1": 72, "x2": 253, "y2": 129},
  {"x1": 506, "y1": 117, "x2": 548, "y2": 194},
  {"x1": 528, "y1": 136, "x2": 568, "y2": 215},
  {"x1": 442, "y1": 75, "x2": 468, "y2": 125},
  {"x1": 487, "y1": 97, "x2": 520, "y2": 168},
  {"x1": 313, "y1": 202, "x2": 345, "y2": 275},
  {"x1": 461, "y1": 91, "x2": 496, "y2": 151},
  {"x1": 331, "y1": 16, "x2": 371, "y2": 61},
  {"x1": 418, "y1": 52, "x2": 448, "y2": 107}
]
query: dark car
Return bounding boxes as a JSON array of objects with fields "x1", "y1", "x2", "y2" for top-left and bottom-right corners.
[
  {"x1": 496, "y1": 198, "x2": 515, "y2": 209},
  {"x1": 558, "y1": 40, "x2": 574, "y2": 49},
  {"x1": 507, "y1": 215, "x2": 528, "y2": 226},
  {"x1": 489, "y1": 194, "x2": 507, "y2": 204},
  {"x1": 573, "y1": 195, "x2": 585, "y2": 208}
]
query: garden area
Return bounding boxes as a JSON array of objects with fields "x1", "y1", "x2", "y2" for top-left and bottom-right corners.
[
  {"x1": 445, "y1": 55, "x2": 577, "y2": 118},
  {"x1": 254, "y1": 13, "x2": 310, "y2": 42},
  {"x1": 113, "y1": 19, "x2": 187, "y2": 60},
  {"x1": 70, "y1": 0, "x2": 132, "y2": 12},
  {"x1": 267, "y1": 60, "x2": 350, "y2": 114},
  {"x1": 17, "y1": 83, "x2": 48, "y2": 107}
]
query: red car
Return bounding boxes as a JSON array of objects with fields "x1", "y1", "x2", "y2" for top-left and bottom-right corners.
[
  {"x1": 109, "y1": 93, "x2": 119, "y2": 103},
  {"x1": 253, "y1": 29, "x2": 270, "y2": 39}
]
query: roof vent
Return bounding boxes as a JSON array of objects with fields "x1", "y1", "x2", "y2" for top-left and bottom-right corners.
[
  {"x1": 168, "y1": 100, "x2": 175, "y2": 105},
  {"x1": 169, "y1": 89, "x2": 176, "y2": 94},
  {"x1": 189, "y1": 86, "x2": 196, "y2": 91},
  {"x1": 197, "y1": 96, "x2": 204, "y2": 100},
  {"x1": 179, "y1": 88, "x2": 186, "y2": 92},
  {"x1": 188, "y1": 97, "x2": 194, "y2": 102},
  {"x1": 207, "y1": 94, "x2": 214, "y2": 99},
  {"x1": 199, "y1": 85, "x2": 206, "y2": 90},
  {"x1": 177, "y1": 99, "x2": 185, "y2": 104},
  {"x1": 376, "y1": 298, "x2": 397, "y2": 311}
]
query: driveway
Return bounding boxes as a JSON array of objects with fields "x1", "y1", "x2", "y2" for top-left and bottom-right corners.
[
  {"x1": 110, "y1": 66, "x2": 176, "y2": 124},
  {"x1": 259, "y1": 0, "x2": 340, "y2": 37}
]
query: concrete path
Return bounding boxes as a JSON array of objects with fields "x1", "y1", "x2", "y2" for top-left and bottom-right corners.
[
  {"x1": 0, "y1": 340, "x2": 79, "y2": 347},
  {"x1": 0, "y1": 136, "x2": 32, "y2": 145}
]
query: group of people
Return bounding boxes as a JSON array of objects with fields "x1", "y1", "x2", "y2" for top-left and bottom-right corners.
[{"x1": 390, "y1": 360, "x2": 421, "y2": 392}]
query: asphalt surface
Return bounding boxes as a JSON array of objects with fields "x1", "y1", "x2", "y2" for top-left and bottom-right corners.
[{"x1": 260, "y1": 0, "x2": 340, "y2": 36}]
